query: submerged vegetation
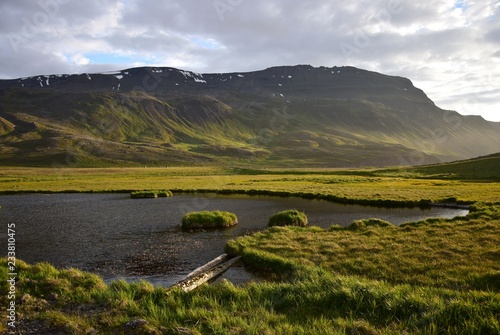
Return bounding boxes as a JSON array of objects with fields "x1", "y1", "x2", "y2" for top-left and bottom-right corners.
[
  {"x1": 0, "y1": 159, "x2": 499, "y2": 334},
  {"x1": 182, "y1": 210, "x2": 238, "y2": 230},
  {"x1": 268, "y1": 209, "x2": 308, "y2": 227}
]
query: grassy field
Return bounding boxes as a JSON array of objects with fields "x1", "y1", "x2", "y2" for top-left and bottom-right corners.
[
  {"x1": 0, "y1": 163, "x2": 499, "y2": 334},
  {"x1": 0, "y1": 166, "x2": 499, "y2": 204},
  {"x1": 227, "y1": 206, "x2": 500, "y2": 291}
]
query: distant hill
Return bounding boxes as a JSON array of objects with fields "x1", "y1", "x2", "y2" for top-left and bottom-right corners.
[
  {"x1": 1, "y1": 65, "x2": 499, "y2": 167},
  {"x1": 403, "y1": 153, "x2": 500, "y2": 180}
]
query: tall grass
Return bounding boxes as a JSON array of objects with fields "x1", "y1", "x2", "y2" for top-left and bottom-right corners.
[{"x1": 1, "y1": 254, "x2": 499, "y2": 334}]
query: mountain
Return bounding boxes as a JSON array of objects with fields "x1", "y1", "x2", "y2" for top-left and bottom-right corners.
[{"x1": 1, "y1": 65, "x2": 499, "y2": 167}]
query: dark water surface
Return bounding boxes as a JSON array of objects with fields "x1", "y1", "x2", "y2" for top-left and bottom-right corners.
[{"x1": 0, "y1": 193, "x2": 468, "y2": 286}]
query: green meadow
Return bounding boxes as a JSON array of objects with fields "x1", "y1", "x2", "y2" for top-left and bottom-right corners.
[
  {"x1": 0, "y1": 159, "x2": 499, "y2": 334},
  {"x1": 0, "y1": 165, "x2": 499, "y2": 203}
]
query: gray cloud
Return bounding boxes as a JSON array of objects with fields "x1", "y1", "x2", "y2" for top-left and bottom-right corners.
[{"x1": 0, "y1": 0, "x2": 499, "y2": 120}]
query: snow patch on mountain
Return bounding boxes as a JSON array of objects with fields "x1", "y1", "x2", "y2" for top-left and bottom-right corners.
[{"x1": 179, "y1": 70, "x2": 207, "y2": 83}]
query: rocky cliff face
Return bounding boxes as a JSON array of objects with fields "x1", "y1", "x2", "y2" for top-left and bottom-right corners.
[{"x1": 0, "y1": 65, "x2": 499, "y2": 167}]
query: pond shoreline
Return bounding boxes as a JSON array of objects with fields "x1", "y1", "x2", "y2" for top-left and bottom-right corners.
[
  {"x1": 429, "y1": 202, "x2": 471, "y2": 209},
  {"x1": 0, "y1": 188, "x2": 474, "y2": 209},
  {"x1": 0, "y1": 192, "x2": 469, "y2": 288}
]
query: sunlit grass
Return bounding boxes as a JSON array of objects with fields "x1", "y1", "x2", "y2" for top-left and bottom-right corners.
[
  {"x1": 227, "y1": 205, "x2": 500, "y2": 292},
  {"x1": 182, "y1": 210, "x2": 238, "y2": 229},
  {"x1": 0, "y1": 166, "x2": 499, "y2": 203}
]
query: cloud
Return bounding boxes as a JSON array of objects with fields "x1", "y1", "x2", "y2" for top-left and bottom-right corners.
[{"x1": 0, "y1": 0, "x2": 499, "y2": 120}]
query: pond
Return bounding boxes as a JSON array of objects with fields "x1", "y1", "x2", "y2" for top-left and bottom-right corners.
[{"x1": 0, "y1": 193, "x2": 468, "y2": 286}]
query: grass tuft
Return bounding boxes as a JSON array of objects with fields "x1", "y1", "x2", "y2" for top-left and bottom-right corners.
[
  {"x1": 181, "y1": 210, "x2": 238, "y2": 230},
  {"x1": 268, "y1": 209, "x2": 308, "y2": 227}
]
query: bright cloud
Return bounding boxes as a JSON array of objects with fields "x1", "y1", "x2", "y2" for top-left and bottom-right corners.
[{"x1": 70, "y1": 53, "x2": 90, "y2": 66}]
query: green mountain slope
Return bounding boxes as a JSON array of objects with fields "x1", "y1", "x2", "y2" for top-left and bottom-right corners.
[
  {"x1": 0, "y1": 116, "x2": 14, "y2": 135},
  {"x1": 405, "y1": 153, "x2": 500, "y2": 180},
  {"x1": 0, "y1": 65, "x2": 499, "y2": 167}
]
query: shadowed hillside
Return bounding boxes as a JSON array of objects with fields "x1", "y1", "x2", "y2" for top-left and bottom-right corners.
[{"x1": 1, "y1": 65, "x2": 499, "y2": 167}]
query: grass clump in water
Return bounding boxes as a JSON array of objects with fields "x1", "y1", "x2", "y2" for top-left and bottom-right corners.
[
  {"x1": 269, "y1": 209, "x2": 308, "y2": 227},
  {"x1": 130, "y1": 191, "x2": 157, "y2": 199},
  {"x1": 157, "y1": 190, "x2": 173, "y2": 197},
  {"x1": 347, "y1": 218, "x2": 393, "y2": 230},
  {"x1": 182, "y1": 210, "x2": 238, "y2": 230},
  {"x1": 130, "y1": 190, "x2": 173, "y2": 199}
]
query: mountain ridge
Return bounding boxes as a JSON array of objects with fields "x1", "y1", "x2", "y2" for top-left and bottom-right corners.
[{"x1": 1, "y1": 65, "x2": 499, "y2": 167}]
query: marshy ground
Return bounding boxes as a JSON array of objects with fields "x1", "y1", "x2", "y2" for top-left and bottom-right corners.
[{"x1": 0, "y1": 164, "x2": 499, "y2": 334}]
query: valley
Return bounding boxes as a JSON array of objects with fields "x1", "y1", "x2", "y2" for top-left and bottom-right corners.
[{"x1": 0, "y1": 66, "x2": 499, "y2": 334}]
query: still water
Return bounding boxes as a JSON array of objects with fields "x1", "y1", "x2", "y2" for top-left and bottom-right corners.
[{"x1": 0, "y1": 193, "x2": 468, "y2": 286}]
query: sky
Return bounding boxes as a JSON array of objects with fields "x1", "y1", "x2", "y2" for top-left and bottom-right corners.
[{"x1": 0, "y1": 0, "x2": 499, "y2": 121}]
